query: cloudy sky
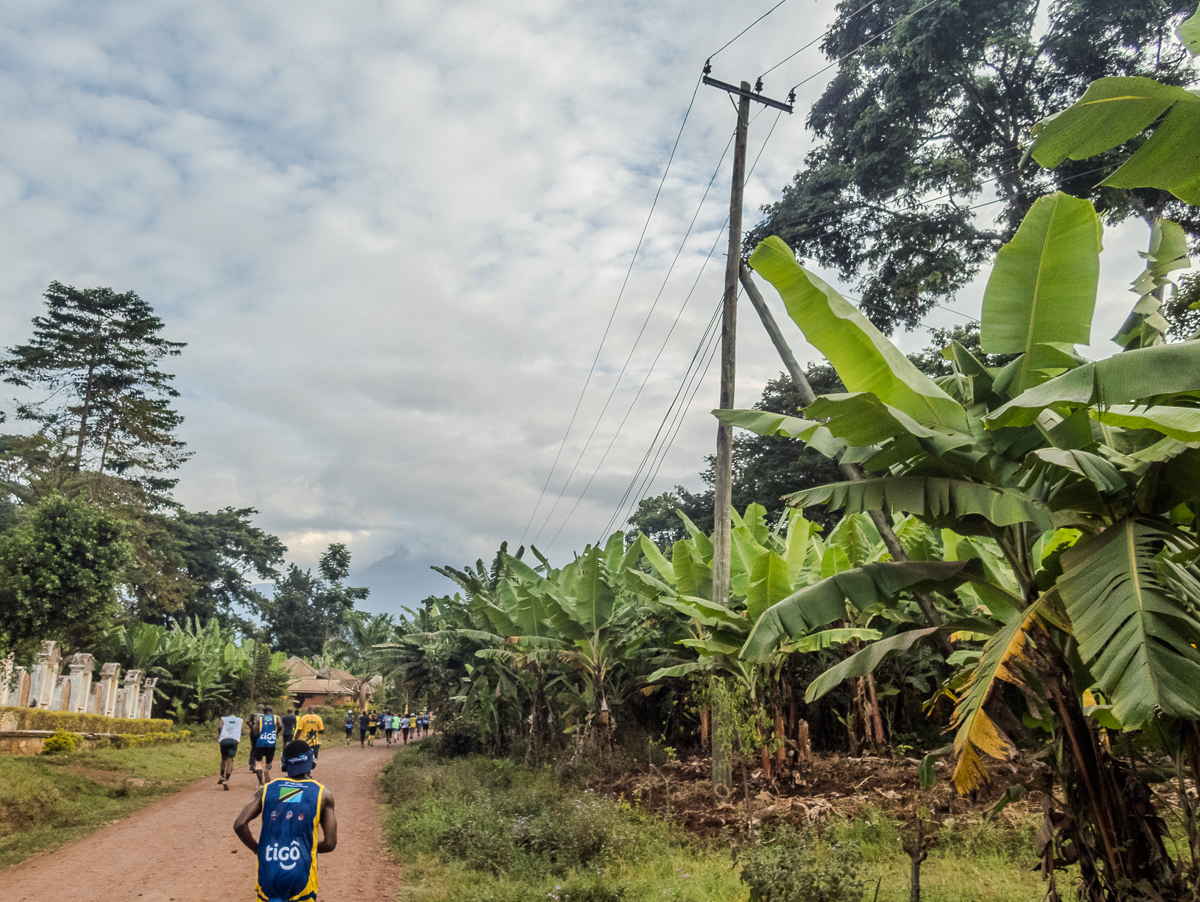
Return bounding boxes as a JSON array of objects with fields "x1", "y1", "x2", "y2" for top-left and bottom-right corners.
[{"x1": 0, "y1": 0, "x2": 1163, "y2": 617}]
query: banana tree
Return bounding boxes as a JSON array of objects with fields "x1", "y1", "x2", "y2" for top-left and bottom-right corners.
[
  {"x1": 726, "y1": 168, "x2": 1200, "y2": 894},
  {"x1": 501, "y1": 533, "x2": 652, "y2": 752},
  {"x1": 639, "y1": 503, "x2": 897, "y2": 774}
]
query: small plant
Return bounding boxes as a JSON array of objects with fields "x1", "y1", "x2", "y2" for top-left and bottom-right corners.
[
  {"x1": 40, "y1": 729, "x2": 83, "y2": 755},
  {"x1": 736, "y1": 824, "x2": 865, "y2": 902}
]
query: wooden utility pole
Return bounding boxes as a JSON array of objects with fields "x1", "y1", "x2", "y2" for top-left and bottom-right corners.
[
  {"x1": 711, "y1": 82, "x2": 750, "y2": 619},
  {"x1": 704, "y1": 69, "x2": 793, "y2": 794}
]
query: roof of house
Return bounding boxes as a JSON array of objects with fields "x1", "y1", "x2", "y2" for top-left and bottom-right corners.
[
  {"x1": 317, "y1": 667, "x2": 358, "y2": 685},
  {"x1": 288, "y1": 678, "x2": 355, "y2": 696},
  {"x1": 282, "y1": 657, "x2": 319, "y2": 679}
]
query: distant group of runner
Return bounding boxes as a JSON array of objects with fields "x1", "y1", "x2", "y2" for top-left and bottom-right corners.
[{"x1": 343, "y1": 708, "x2": 430, "y2": 746}]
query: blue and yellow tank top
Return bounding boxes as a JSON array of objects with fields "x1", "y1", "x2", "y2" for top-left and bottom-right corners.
[{"x1": 256, "y1": 778, "x2": 324, "y2": 902}]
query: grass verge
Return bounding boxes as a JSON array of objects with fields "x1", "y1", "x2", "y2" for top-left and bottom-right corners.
[
  {"x1": 381, "y1": 746, "x2": 1048, "y2": 902},
  {"x1": 0, "y1": 732, "x2": 240, "y2": 869}
]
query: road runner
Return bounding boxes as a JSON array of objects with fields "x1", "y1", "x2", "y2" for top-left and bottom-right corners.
[
  {"x1": 217, "y1": 706, "x2": 243, "y2": 790},
  {"x1": 234, "y1": 740, "x2": 338, "y2": 902}
]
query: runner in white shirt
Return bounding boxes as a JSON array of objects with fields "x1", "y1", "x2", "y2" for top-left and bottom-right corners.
[{"x1": 217, "y1": 706, "x2": 243, "y2": 790}]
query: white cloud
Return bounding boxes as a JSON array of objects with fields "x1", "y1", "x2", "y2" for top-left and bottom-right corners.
[{"x1": 0, "y1": 1, "x2": 1161, "y2": 617}]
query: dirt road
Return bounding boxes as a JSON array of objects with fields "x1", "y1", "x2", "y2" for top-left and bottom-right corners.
[{"x1": 3, "y1": 741, "x2": 401, "y2": 902}]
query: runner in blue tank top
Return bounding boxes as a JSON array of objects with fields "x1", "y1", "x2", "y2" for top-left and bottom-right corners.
[{"x1": 234, "y1": 740, "x2": 338, "y2": 902}]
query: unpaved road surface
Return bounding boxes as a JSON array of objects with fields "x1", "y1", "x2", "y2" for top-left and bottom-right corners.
[{"x1": 3, "y1": 741, "x2": 402, "y2": 902}]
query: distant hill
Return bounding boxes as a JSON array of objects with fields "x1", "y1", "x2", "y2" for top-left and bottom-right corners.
[{"x1": 354, "y1": 545, "x2": 454, "y2": 617}]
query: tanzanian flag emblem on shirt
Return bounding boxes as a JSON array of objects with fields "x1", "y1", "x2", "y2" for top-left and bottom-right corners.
[{"x1": 277, "y1": 785, "x2": 305, "y2": 804}]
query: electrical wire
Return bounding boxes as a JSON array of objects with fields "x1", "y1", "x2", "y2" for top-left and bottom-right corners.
[
  {"x1": 788, "y1": 0, "x2": 942, "y2": 93},
  {"x1": 518, "y1": 75, "x2": 704, "y2": 548},
  {"x1": 537, "y1": 134, "x2": 739, "y2": 547},
  {"x1": 758, "y1": 0, "x2": 878, "y2": 80},
  {"x1": 598, "y1": 114, "x2": 790, "y2": 538},
  {"x1": 708, "y1": 0, "x2": 795, "y2": 61}
]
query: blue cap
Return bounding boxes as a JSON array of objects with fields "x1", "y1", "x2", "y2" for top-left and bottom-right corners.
[{"x1": 283, "y1": 743, "x2": 315, "y2": 777}]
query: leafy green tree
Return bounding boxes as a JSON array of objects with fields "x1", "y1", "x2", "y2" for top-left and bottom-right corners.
[
  {"x1": 170, "y1": 507, "x2": 287, "y2": 629},
  {"x1": 257, "y1": 543, "x2": 368, "y2": 657},
  {"x1": 0, "y1": 493, "x2": 130, "y2": 659},
  {"x1": 325, "y1": 610, "x2": 395, "y2": 676},
  {"x1": 751, "y1": 0, "x2": 1199, "y2": 333},
  {"x1": 0, "y1": 282, "x2": 188, "y2": 486}
]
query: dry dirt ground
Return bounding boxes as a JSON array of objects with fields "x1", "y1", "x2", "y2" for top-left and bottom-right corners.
[
  {"x1": 596, "y1": 751, "x2": 1045, "y2": 836},
  {"x1": 2, "y1": 741, "x2": 402, "y2": 902}
]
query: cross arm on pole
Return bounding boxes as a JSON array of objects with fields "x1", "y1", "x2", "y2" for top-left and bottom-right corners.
[{"x1": 702, "y1": 75, "x2": 794, "y2": 113}]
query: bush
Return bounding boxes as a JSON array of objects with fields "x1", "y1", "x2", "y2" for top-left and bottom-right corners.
[
  {"x1": 0, "y1": 706, "x2": 172, "y2": 736},
  {"x1": 95, "y1": 730, "x2": 190, "y2": 749},
  {"x1": 735, "y1": 825, "x2": 865, "y2": 902},
  {"x1": 436, "y1": 716, "x2": 485, "y2": 757},
  {"x1": 40, "y1": 729, "x2": 83, "y2": 755}
]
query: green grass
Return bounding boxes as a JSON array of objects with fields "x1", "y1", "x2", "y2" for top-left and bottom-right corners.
[
  {"x1": 380, "y1": 748, "x2": 1049, "y2": 902},
  {"x1": 0, "y1": 733, "x2": 238, "y2": 868},
  {"x1": 380, "y1": 747, "x2": 742, "y2": 902}
]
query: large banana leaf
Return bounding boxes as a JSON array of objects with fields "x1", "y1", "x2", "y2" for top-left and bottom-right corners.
[
  {"x1": 786, "y1": 626, "x2": 882, "y2": 654},
  {"x1": 746, "y1": 549, "x2": 793, "y2": 623},
  {"x1": 984, "y1": 342, "x2": 1200, "y2": 429},
  {"x1": 1112, "y1": 219, "x2": 1189, "y2": 350},
  {"x1": 805, "y1": 626, "x2": 942, "y2": 702},
  {"x1": 741, "y1": 560, "x2": 974, "y2": 661},
  {"x1": 980, "y1": 193, "x2": 1101, "y2": 394},
  {"x1": 748, "y1": 236, "x2": 969, "y2": 433},
  {"x1": 804, "y1": 393, "x2": 975, "y2": 454},
  {"x1": 785, "y1": 477, "x2": 1054, "y2": 534},
  {"x1": 1029, "y1": 76, "x2": 1200, "y2": 204},
  {"x1": 1094, "y1": 404, "x2": 1200, "y2": 443},
  {"x1": 639, "y1": 534, "x2": 676, "y2": 586},
  {"x1": 1180, "y1": 2, "x2": 1200, "y2": 56},
  {"x1": 575, "y1": 548, "x2": 613, "y2": 631},
  {"x1": 951, "y1": 595, "x2": 1060, "y2": 793},
  {"x1": 671, "y1": 539, "x2": 712, "y2": 599},
  {"x1": 1058, "y1": 518, "x2": 1200, "y2": 727},
  {"x1": 712, "y1": 408, "x2": 848, "y2": 458}
]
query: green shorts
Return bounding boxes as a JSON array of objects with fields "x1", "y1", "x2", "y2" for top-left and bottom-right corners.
[{"x1": 219, "y1": 739, "x2": 238, "y2": 759}]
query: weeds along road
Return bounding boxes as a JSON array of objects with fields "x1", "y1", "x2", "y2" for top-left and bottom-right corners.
[{"x1": 2, "y1": 741, "x2": 402, "y2": 902}]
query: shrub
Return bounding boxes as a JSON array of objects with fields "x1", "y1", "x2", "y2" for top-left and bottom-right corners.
[
  {"x1": 0, "y1": 705, "x2": 172, "y2": 736},
  {"x1": 95, "y1": 730, "x2": 189, "y2": 749},
  {"x1": 40, "y1": 729, "x2": 83, "y2": 755},
  {"x1": 736, "y1": 825, "x2": 865, "y2": 902},
  {"x1": 436, "y1": 716, "x2": 485, "y2": 757}
]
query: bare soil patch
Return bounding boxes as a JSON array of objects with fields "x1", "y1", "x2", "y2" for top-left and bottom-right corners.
[{"x1": 595, "y1": 752, "x2": 1040, "y2": 836}]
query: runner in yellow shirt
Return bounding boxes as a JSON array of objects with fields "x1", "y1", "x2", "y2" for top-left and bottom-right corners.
[{"x1": 295, "y1": 709, "x2": 325, "y2": 759}]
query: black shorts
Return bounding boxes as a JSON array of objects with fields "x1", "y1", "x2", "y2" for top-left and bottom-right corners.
[
  {"x1": 252, "y1": 746, "x2": 276, "y2": 764},
  {"x1": 368, "y1": 726, "x2": 377, "y2": 735},
  {"x1": 345, "y1": 725, "x2": 353, "y2": 736},
  {"x1": 220, "y1": 739, "x2": 238, "y2": 759}
]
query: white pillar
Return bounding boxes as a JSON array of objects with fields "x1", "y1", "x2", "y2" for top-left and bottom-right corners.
[
  {"x1": 140, "y1": 677, "x2": 157, "y2": 719},
  {"x1": 99, "y1": 663, "x2": 121, "y2": 717},
  {"x1": 122, "y1": 669, "x2": 142, "y2": 718},
  {"x1": 34, "y1": 641, "x2": 62, "y2": 708},
  {"x1": 68, "y1": 654, "x2": 94, "y2": 713}
]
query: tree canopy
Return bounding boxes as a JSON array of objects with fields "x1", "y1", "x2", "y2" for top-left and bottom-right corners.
[
  {"x1": 750, "y1": 0, "x2": 1199, "y2": 333},
  {"x1": 0, "y1": 282, "x2": 188, "y2": 488}
]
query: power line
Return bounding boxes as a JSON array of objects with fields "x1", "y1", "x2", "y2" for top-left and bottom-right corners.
[
  {"x1": 758, "y1": 0, "x2": 878, "y2": 81},
  {"x1": 519, "y1": 75, "x2": 704, "y2": 548},
  {"x1": 598, "y1": 113, "x2": 791, "y2": 538},
  {"x1": 708, "y1": 0, "x2": 795, "y2": 61},
  {"x1": 789, "y1": 0, "x2": 943, "y2": 93},
  {"x1": 529, "y1": 128, "x2": 738, "y2": 547},
  {"x1": 538, "y1": 133, "x2": 739, "y2": 547},
  {"x1": 615, "y1": 303, "x2": 725, "y2": 537}
]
